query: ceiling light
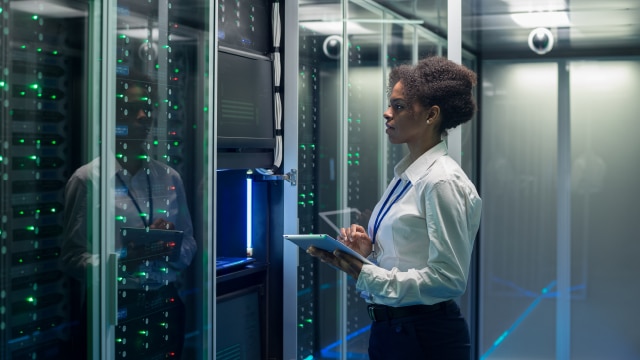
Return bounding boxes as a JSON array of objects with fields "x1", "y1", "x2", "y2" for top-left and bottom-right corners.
[{"x1": 511, "y1": 11, "x2": 571, "y2": 28}]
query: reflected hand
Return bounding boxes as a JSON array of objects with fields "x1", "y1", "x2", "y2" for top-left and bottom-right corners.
[{"x1": 149, "y1": 217, "x2": 175, "y2": 230}]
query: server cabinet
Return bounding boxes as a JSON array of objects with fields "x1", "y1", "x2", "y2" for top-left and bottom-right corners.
[
  {"x1": 1, "y1": 2, "x2": 88, "y2": 358},
  {"x1": 2, "y1": 0, "x2": 294, "y2": 359},
  {"x1": 1, "y1": 0, "x2": 214, "y2": 358}
]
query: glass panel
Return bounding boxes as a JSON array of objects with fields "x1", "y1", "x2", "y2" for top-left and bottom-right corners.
[
  {"x1": 479, "y1": 61, "x2": 558, "y2": 359},
  {"x1": 343, "y1": 2, "x2": 385, "y2": 357},
  {"x1": 110, "y1": 0, "x2": 209, "y2": 358},
  {"x1": 1, "y1": 1, "x2": 91, "y2": 358},
  {"x1": 569, "y1": 59, "x2": 640, "y2": 359}
]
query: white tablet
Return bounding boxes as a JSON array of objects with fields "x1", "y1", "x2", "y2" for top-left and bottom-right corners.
[{"x1": 283, "y1": 233, "x2": 373, "y2": 265}]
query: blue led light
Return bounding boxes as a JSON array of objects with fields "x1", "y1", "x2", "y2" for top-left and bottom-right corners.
[{"x1": 246, "y1": 176, "x2": 252, "y2": 253}]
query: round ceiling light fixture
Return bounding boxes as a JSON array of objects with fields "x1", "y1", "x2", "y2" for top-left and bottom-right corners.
[{"x1": 528, "y1": 27, "x2": 554, "y2": 55}]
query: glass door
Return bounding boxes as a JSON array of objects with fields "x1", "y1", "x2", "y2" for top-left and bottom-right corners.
[{"x1": 0, "y1": 0, "x2": 212, "y2": 359}]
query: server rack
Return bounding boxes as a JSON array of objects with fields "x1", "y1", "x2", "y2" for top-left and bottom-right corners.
[{"x1": 0, "y1": 3, "x2": 88, "y2": 358}]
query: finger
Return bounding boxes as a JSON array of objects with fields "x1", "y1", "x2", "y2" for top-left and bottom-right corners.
[{"x1": 339, "y1": 228, "x2": 348, "y2": 241}]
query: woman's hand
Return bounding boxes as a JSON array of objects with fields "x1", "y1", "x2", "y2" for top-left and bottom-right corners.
[
  {"x1": 306, "y1": 246, "x2": 364, "y2": 280},
  {"x1": 306, "y1": 224, "x2": 372, "y2": 280},
  {"x1": 338, "y1": 224, "x2": 372, "y2": 258}
]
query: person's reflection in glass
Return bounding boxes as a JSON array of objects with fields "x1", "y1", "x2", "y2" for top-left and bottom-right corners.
[{"x1": 62, "y1": 70, "x2": 196, "y2": 358}]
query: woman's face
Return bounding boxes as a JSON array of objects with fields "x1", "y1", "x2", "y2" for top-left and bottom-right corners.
[
  {"x1": 383, "y1": 81, "x2": 428, "y2": 145},
  {"x1": 117, "y1": 85, "x2": 153, "y2": 143}
]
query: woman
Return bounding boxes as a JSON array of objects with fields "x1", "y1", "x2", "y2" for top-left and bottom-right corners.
[{"x1": 307, "y1": 56, "x2": 482, "y2": 359}]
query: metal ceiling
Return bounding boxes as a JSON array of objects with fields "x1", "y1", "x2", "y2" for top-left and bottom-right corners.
[{"x1": 373, "y1": 0, "x2": 640, "y2": 58}]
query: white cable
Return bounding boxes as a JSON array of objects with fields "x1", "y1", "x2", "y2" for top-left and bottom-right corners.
[{"x1": 257, "y1": 2, "x2": 283, "y2": 175}]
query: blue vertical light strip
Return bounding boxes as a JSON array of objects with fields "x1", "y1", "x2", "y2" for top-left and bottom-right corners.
[{"x1": 246, "y1": 175, "x2": 253, "y2": 256}]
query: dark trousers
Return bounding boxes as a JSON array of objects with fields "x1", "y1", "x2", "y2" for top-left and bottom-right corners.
[{"x1": 368, "y1": 300, "x2": 470, "y2": 360}]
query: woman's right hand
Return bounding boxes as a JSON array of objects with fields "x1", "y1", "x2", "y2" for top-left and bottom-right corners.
[{"x1": 338, "y1": 224, "x2": 372, "y2": 258}]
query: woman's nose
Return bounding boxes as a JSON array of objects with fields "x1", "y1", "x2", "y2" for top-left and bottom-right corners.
[{"x1": 383, "y1": 107, "x2": 392, "y2": 121}]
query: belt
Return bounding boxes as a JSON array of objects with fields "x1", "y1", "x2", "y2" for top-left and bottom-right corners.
[{"x1": 367, "y1": 300, "x2": 453, "y2": 322}]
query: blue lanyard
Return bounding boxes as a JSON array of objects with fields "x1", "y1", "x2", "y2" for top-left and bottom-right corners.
[
  {"x1": 372, "y1": 178, "x2": 411, "y2": 247},
  {"x1": 116, "y1": 171, "x2": 153, "y2": 228}
]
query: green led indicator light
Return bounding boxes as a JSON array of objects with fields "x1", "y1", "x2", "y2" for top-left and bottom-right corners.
[
  {"x1": 153, "y1": 140, "x2": 159, "y2": 146},
  {"x1": 138, "y1": 330, "x2": 148, "y2": 335},
  {"x1": 20, "y1": 91, "x2": 26, "y2": 96},
  {"x1": 52, "y1": 50, "x2": 58, "y2": 55},
  {"x1": 32, "y1": 15, "x2": 39, "y2": 20},
  {"x1": 21, "y1": 45, "x2": 27, "y2": 49},
  {"x1": 155, "y1": 64, "x2": 160, "y2": 69},
  {"x1": 137, "y1": 155, "x2": 148, "y2": 160},
  {"x1": 26, "y1": 226, "x2": 35, "y2": 231},
  {"x1": 203, "y1": 107, "x2": 208, "y2": 112},
  {"x1": 156, "y1": 209, "x2": 167, "y2": 214},
  {"x1": 26, "y1": 296, "x2": 35, "y2": 303},
  {"x1": 119, "y1": 34, "x2": 127, "y2": 39},
  {"x1": 116, "y1": 215, "x2": 125, "y2": 221},
  {"x1": 174, "y1": 68, "x2": 179, "y2": 73},
  {"x1": 173, "y1": 105, "x2": 179, "y2": 110},
  {"x1": 37, "y1": 48, "x2": 42, "y2": 52},
  {"x1": 51, "y1": 95, "x2": 57, "y2": 99},
  {"x1": 173, "y1": 141, "x2": 179, "y2": 146},
  {"x1": 19, "y1": 139, "x2": 25, "y2": 143}
]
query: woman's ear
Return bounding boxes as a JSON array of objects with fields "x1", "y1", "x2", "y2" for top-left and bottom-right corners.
[{"x1": 426, "y1": 105, "x2": 440, "y2": 125}]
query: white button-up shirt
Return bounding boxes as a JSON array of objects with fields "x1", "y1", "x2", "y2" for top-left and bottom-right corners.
[{"x1": 356, "y1": 141, "x2": 482, "y2": 306}]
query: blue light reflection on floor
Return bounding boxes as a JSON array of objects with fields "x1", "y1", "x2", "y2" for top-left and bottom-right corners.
[
  {"x1": 319, "y1": 324, "x2": 372, "y2": 359},
  {"x1": 480, "y1": 279, "x2": 586, "y2": 359},
  {"x1": 480, "y1": 280, "x2": 557, "y2": 359}
]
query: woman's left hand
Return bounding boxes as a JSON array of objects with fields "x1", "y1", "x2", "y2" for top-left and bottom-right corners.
[{"x1": 306, "y1": 246, "x2": 364, "y2": 280}]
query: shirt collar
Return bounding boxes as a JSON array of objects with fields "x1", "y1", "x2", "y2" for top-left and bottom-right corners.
[{"x1": 394, "y1": 141, "x2": 448, "y2": 183}]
